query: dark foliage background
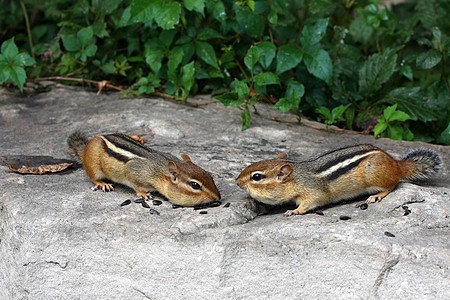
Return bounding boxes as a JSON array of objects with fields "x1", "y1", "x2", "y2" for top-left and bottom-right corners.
[{"x1": 1, "y1": 0, "x2": 449, "y2": 144}]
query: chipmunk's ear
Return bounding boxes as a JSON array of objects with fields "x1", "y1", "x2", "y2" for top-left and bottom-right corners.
[
  {"x1": 180, "y1": 153, "x2": 192, "y2": 162},
  {"x1": 276, "y1": 164, "x2": 292, "y2": 182},
  {"x1": 275, "y1": 152, "x2": 288, "y2": 159},
  {"x1": 168, "y1": 161, "x2": 181, "y2": 183}
]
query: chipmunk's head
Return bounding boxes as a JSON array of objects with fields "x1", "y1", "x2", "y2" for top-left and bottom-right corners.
[
  {"x1": 163, "y1": 153, "x2": 221, "y2": 206},
  {"x1": 236, "y1": 152, "x2": 296, "y2": 205}
]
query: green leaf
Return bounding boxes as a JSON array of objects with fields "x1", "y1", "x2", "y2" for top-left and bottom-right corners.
[
  {"x1": 366, "y1": 15, "x2": 380, "y2": 29},
  {"x1": 248, "y1": 94, "x2": 258, "y2": 105},
  {"x1": 268, "y1": 9, "x2": 278, "y2": 25},
  {"x1": 254, "y1": 72, "x2": 280, "y2": 86},
  {"x1": 387, "y1": 124, "x2": 404, "y2": 140},
  {"x1": 389, "y1": 110, "x2": 411, "y2": 122},
  {"x1": 168, "y1": 46, "x2": 184, "y2": 82},
  {"x1": 0, "y1": 64, "x2": 10, "y2": 84},
  {"x1": 61, "y1": 34, "x2": 80, "y2": 52},
  {"x1": 403, "y1": 128, "x2": 414, "y2": 141},
  {"x1": 437, "y1": 124, "x2": 450, "y2": 145},
  {"x1": 374, "y1": 122, "x2": 388, "y2": 137},
  {"x1": 275, "y1": 44, "x2": 302, "y2": 74},
  {"x1": 358, "y1": 48, "x2": 397, "y2": 97},
  {"x1": 130, "y1": 0, "x2": 157, "y2": 23},
  {"x1": 1, "y1": 37, "x2": 19, "y2": 61},
  {"x1": 145, "y1": 48, "x2": 165, "y2": 74},
  {"x1": 400, "y1": 64, "x2": 413, "y2": 81},
  {"x1": 101, "y1": 60, "x2": 116, "y2": 74},
  {"x1": 14, "y1": 53, "x2": 35, "y2": 67},
  {"x1": 160, "y1": 30, "x2": 176, "y2": 48},
  {"x1": 84, "y1": 44, "x2": 97, "y2": 57},
  {"x1": 77, "y1": 26, "x2": 94, "y2": 48},
  {"x1": 416, "y1": 49, "x2": 441, "y2": 69},
  {"x1": 196, "y1": 41, "x2": 219, "y2": 69},
  {"x1": 9, "y1": 65, "x2": 27, "y2": 92},
  {"x1": 235, "y1": 7, "x2": 265, "y2": 38},
  {"x1": 300, "y1": 18, "x2": 328, "y2": 48},
  {"x1": 381, "y1": 87, "x2": 437, "y2": 122},
  {"x1": 131, "y1": 0, "x2": 180, "y2": 27},
  {"x1": 118, "y1": 6, "x2": 132, "y2": 27},
  {"x1": 255, "y1": 42, "x2": 276, "y2": 70},
  {"x1": 0, "y1": 38, "x2": 35, "y2": 92},
  {"x1": 344, "y1": 106, "x2": 355, "y2": 130},
  {"x1": 349, "y1": 14, "x2": 373, "y2": 45},
  {"x1": 181, "y1": 42, "x2": 195, "y2": 64},
  {"x1": 431, "y1": 27, "x2": 441, "y2": 44},
  {"x1": 316, "y1": 107, "x2": 331, "y2": 120},
  {"x1": 184, "y1": 0, "x2": 205, "y2": 13},
  {"x1": 216, "y1": 92, "x2": 244, "y2": 107},
  {"x1": 303, "y1": 48, "x2": 333, "y2": 85},
  {"x1": 154, "y1": 0, "x2": 181, "y2": 30},
  {"x1": 197, "y1": 28, "x2": 224, "y2": 40},
  {"x1": 241, "y1": 105, "x2": 252, "y2": 130},
  {"x1": 206, "y1": 1, "x2": 226, "y2": 22},
  {"x1": 244, "y1": 46, "x2": 259, "y2": 74},
  {"x1": 383, "y1": 104, "x2": 397, "y2": 121},
  {"x1": 273, "y1": 90, "x2": 301, "y2": 113},
  {"x1": 330, "y1": 104, "x2": 351, "y2": 121},
  {"x1": 286, "y1": 79, "x2": 305, "y2": 99},
  {"x1": 181, "y1": 61, "x2": 195, "y2": 100},
  {"x1": 234, "y1": 79, "x2": 250, "y2": 100}
]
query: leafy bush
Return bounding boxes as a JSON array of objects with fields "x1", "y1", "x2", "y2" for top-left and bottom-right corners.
[{"x1": 0, "y1": 0, "x2": 449, "y2": 144}]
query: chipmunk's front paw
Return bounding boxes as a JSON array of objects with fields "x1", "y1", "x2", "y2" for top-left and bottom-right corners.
[
  {"x1": 284, "y1": 209, "x2": 301, "y2": 217},
  {"x1": 366, "y1": 195, "x2": 381, "y2": 203},
  {"x1": 137, "y1": 192, "x2": 154, "y2": 201},
  {"x1": 92, "y1": 183, "x2": 114, "y2": 192},
  {"x1": 366, "y1": 191, "x2": 390, "y2": 204},
  {"x1": 284, "y1": 205, "x2": 309, "y2": 216}
]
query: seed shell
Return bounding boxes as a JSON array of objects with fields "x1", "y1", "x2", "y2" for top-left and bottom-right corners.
[
  {"x1": 384, "y1": 231, "x2": 396, "y2": 237},
  {"x1": 120, "y1": 199, "x2": 131, "y2": 207},
  {"x1": 359, "y1": 203, "x2": 368, "y2": 210}
]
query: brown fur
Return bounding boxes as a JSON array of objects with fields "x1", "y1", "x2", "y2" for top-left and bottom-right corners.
[
  {"x1": 68, "y1": 132, "x2": 220, "y2": 206},
  {"x1": 236, "y1": 145, "x2": 442, "y2": 216}
]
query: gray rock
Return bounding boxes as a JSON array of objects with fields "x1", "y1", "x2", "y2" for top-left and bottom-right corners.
[{"x1": 0, "y1": 87, "x2": 448, "y2": 300}]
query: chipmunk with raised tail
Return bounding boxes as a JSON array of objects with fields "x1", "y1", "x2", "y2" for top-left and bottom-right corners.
[
  {"x1": 236, "y1": 144, "x2": 443, "y2": 216},
  {"x1": 68, "y1": 131, "x2": 220, "y2": 206}
]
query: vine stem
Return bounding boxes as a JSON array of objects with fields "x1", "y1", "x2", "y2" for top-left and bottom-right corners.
[{"x1": 19, "y1": 0, "x2": 35, "y2": 60}]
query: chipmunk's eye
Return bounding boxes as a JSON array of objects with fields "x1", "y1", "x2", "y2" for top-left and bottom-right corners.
[
  {"x1": 189, "y1": 181, "x2": 202, "y2": 190},
  {"x1": 251, "y1": 173, "x2": 265, "y2": 181}
]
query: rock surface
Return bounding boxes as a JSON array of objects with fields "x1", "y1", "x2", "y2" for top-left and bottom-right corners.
[{"x1": 0, "y1": 87, "x2": 449, "y2": 300}]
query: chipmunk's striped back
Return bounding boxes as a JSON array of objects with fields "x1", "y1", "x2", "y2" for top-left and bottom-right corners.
[{"x1": 310, "y1": 145, "x2": 382, "y2": 181}]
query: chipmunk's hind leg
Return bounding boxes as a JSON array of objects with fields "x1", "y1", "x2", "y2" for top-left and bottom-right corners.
[
  {"x1": 363, "y1": 152, "x2": 400, "y2": 204},
  {"x1": 83, "y1": 136, "x2": 115, "y2": 192}
]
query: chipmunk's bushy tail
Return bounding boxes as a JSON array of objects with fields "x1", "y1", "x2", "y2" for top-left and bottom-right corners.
[
  {"x1": 67, "y1": 131, "x2": 89, "y2": 163},
  {"x1": 399, "y1": 148, "x2": 443, "y2": 180}
]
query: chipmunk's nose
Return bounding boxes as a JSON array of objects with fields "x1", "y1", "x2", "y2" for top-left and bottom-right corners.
[
  {"x1": 214, "y1": 192, "x2": 221, "y2": 201},
  {"x1": 235, "y1": 175, "x2": 245, "y2": 188}
]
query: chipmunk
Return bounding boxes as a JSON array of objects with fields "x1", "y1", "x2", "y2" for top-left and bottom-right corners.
[
  {"x1": 67, "y1": 131, "x2": 220, "y2": 206},
  {"x1": 236, "y1": 144, "x2": 443, "y2": 216}
]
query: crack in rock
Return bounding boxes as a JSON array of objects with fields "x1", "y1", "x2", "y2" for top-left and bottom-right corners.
[
  {"x1": 46, "y1": 260, "x2": 69, "y2": 269},
  {"x1": 133, "y1": 287, "x2": 152, "y2": 299},
  {"x1": 371, "y1": 254, "x2": 400, "y2": 299}
]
